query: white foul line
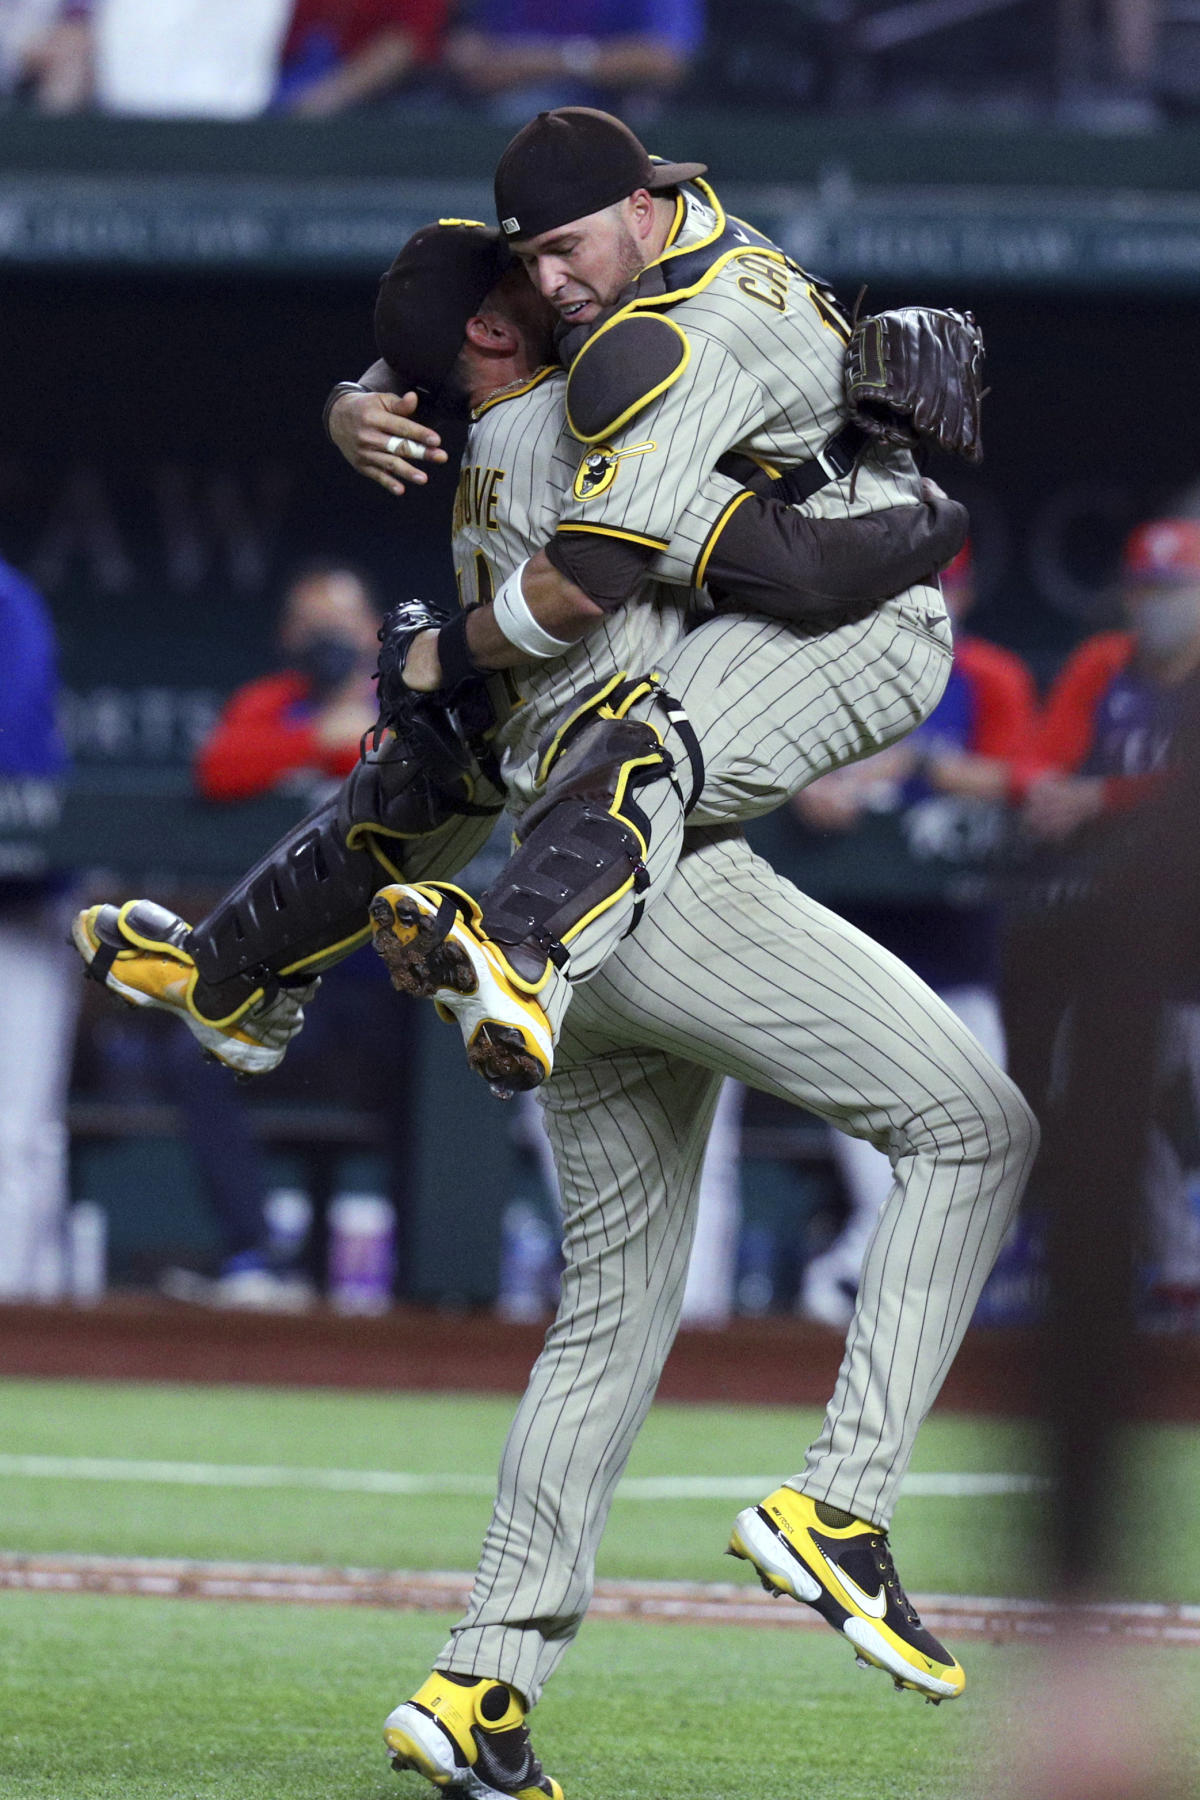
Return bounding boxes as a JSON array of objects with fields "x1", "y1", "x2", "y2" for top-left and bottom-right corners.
[{"x1": 0, "y1": 1454, "x2": 1045, "y2": 1501}]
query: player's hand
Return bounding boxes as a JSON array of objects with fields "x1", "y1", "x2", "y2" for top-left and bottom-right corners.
[
  {"x1": 400, "y1": 629, "x2": 444, "y2": 694},
  {"x1": 327, "y1": 390, "x2": 447, "y2": 496},
  {"x1": 1023, "y1": 775, "x2": 1106, "y2": 841}
]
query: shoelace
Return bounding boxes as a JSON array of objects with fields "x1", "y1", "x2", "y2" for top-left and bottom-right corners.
[{"x1": 867, "y1": 1534, "x2": 923, "y2": 1628}]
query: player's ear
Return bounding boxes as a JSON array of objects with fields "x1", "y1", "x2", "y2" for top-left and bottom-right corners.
[
  {"x1": 627, "y1": 189, "x2": 656, "y2": 239},
  {"x1": 464, "y1": 311, "x2": 520, "y2": 354}
]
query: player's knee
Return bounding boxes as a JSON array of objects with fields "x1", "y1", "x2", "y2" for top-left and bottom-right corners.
[{"x1": 965, "y1": 1066, "x2": 1040, "y2": 1185}]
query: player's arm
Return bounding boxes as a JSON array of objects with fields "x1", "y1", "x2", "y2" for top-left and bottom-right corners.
[
  {"x1": 658, "y1": 470, "x2": 967, "y2": 622},
  {"x1": 324, "y1": 364, "x2": 448, "y2": 494}
]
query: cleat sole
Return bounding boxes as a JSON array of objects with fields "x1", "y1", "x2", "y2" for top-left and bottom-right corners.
[
  {"x1": 468, "y1": 1023, "x2": 546, "y2": 1098},
  {"x1": 371, "y1": 896, "x2": 477, "y2": 999}
]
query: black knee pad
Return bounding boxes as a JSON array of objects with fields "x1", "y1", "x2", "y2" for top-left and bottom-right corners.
[
  {"x1": 479, "y1": 709, "x2": 675, "y2": 982},
  {"x1": 342, "y1": 713, "x2": 500, "y2": 851}
]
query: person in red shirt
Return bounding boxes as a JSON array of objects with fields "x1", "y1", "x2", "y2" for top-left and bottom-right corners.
[
  {"x1": 168, "y1": 562, "x2": 392, "y2": 1308},
  {"x1": 1024, "y1": 518, "x2": 1200, "y2": 843},
  {"x1": 274, "y1": 0, "x2": 448, "y2": 114},
  {"x1": 196, "y1": 562, "x2": 382, "y2": 803}
]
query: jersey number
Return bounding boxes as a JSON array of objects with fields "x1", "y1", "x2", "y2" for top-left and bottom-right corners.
[
  {"x1": 805, "y1": 280, "x2": 851, "y2": 343},
  {"x1": 455, "y1": 549, "x2": 495, "y2": 610}
]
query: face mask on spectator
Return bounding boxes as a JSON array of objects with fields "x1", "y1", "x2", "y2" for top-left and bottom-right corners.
[
  {"x1": 1131, "y1": 589, "x2": 1200, "y2": 661},
  {"x1": 292, "y1": 631, "x2": 360, "y2": 698}
]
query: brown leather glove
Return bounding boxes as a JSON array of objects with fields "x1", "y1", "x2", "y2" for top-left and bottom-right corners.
[{"x1": 846, "y1": 307, "x2": 985, "y2": 463}]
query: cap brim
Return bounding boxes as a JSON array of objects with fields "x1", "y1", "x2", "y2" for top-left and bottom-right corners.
[{"x1": 646, "y1": 160, "x2": 707, "y2": 189}]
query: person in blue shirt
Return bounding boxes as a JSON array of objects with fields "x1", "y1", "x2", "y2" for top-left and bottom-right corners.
[
  {"x1": 0, "y1": 553, "x2": 77, "y2": 1299},
  {"x1": 444, "y1": 0, "x2": 703, "y2": 123}
]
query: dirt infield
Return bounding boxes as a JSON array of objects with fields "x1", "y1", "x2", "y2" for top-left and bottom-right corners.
[
  {"x1": 1, "y1": 1298, "x2": 1198, "y2": 1419},
  {"x1": 3, "y1": 1550, "x2": 1198, "y2": 1646}
]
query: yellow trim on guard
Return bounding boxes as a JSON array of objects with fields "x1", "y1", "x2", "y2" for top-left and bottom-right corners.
[
  {"x1": 558, "y1": 737, "x2": 663, "y2": 946},
  {"x1": 555, "y1": 522, "x2": 669, "y2": 551},
  {"x1": 114, "y1": 900, "x2": 194, "y2": 965},
  {"x1": 694, "y1": 488, "x2": 754, "y2": 589},
  {"x1": 534, "y1": 672, "x2": 630, "y2": 784},
  {"x1": 566, "y1": 314, "x2": 691, "y2": 445},
  {"x1": 646, "y1": 176, "x2": 726, "y2": 278},
  {"x1": 278, "y1": 923, "x2": 372, "y2": 977}
]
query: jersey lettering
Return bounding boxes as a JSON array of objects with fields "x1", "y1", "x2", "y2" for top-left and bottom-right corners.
[
  {"x1": 735, "y1": 252, "x2": 790, "y2": 314},
  {"x1": 453, "y1": 465, "x2": 507, "y2": 536}
]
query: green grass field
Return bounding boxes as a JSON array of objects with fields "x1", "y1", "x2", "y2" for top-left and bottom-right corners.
[{"x1": 2, "y1": 1378, "x2": 1199, "y2": 1799}]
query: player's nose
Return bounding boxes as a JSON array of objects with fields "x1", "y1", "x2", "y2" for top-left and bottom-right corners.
[{"x1": 533, "y1": 258, "x2": 568, "y2": 300}]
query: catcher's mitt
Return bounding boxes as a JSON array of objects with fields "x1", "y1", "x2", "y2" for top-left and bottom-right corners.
[
  {"x1": 845, "y1": 306, "x2": 985, "y2": 463},
  {"x1": 374, "y1": 594, "x2": 443, "y2": 724}
]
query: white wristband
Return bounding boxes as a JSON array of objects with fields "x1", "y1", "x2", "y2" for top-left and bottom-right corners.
[{"x1": 492, "y1": 559, "x2": 574, "y2": 661}]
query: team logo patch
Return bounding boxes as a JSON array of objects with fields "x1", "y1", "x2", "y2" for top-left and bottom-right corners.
[{"x1": 572, "y1": 440, "x2": 656, "y2": 502}]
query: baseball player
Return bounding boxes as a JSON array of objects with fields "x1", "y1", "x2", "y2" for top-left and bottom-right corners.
[
  {"x1": 361, "y1": 110, "x2": 983, "y2": 1104},
  {"x1": 73, "y1": 218, "x2": 962, "y2": 1080},
  {"x1": 72, "y1": 216, "x2": 1031, "y2": 1798}
]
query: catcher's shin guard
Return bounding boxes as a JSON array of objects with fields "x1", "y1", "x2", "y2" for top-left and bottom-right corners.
[
  {"x1": 186, "y1": 728, "x2": 495, "y2": 1023},
  {"x1": 477, "y1": 675, "x2": 693, "y2": 985},
  {"x1": 185, "y1": 794, "x2": 383, "y2": 1022}
]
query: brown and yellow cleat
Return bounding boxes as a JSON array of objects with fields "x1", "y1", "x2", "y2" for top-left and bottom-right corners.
[
  {"x1": 72, "y1": 899, "x2": 310, "y2": 1076},
  {"x1": 383, "y1": 1671, "x2": 562, "y2": 1800},
  {"x1": 370, "y1": 882, "x2": 553, "y2": 1099},
  {"x1": 729, "y1": 1486, "x2": 965, "y2": 1702}
]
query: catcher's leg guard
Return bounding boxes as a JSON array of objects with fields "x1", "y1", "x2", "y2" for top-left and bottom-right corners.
[
  {"x1": 479, "y1": 674, "x2": 692, "y2": 985},
  {"x1": 184, "y1": 730, "x2": 491, "y2": 1022},
  {"x1": 370, "y1": 676, "x2": 697, "y2": 1096}
]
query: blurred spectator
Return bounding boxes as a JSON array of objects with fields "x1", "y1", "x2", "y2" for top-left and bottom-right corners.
[
  {"x1": 160, "y1": 561, "x2": 404, "y2": 1309},
  {"x1": 88, "y1": 0, "x2": 292, "y2": 118},
  {"x1": 444, "y1": 0, "x2": 703, "y2": 125},
  {"x1": 275, "y1": 0, "x2": 449, "y2": 113},
  {"x1": 196, "y1": 561, "x2": 380, "y2": 802},
  {"x1": 793, "y1": 544, "x2": 1038, "y2": 1325},
  {"x1": 0, "y1": 550, "x2": 77, "y2": 1300},
  {"x1": 0, "y1": 0, "x2": 92, "y2": 110},
  {"x1": 1023, "y1": 516, "x2": 1200, "y2": 1326}
]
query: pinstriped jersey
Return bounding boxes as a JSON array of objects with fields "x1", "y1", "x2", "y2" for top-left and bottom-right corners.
[
  {"x1": 554, "y1": 181, "x2": 925, "y2": 567},
  {"x1": 452, "y1": 364, "x2": 745, "y2": 806}
]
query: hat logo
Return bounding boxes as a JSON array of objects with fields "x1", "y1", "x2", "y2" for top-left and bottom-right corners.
[{"x1": 502, "y1": 217, "x2": 520, "y2": 235}]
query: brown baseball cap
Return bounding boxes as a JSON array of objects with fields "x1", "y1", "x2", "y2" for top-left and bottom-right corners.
[
  {"x1": 494, "y1": 107, "x2": 707, "y2": 243},
  {"x1": 374, "y1": 221, "x2": 513, "y2": 400}
]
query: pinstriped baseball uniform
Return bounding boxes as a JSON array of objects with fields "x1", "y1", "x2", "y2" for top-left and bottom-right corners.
[
  {"x1": 403, "y1": 189, "x2": 1038, "y2": 1705},
  {"x1": 554, "y1": 181, "x2": 925, "y2": 553},
  {"x1": 451, "y1": 309, "x2": 953, "y2": 1019},
  {"x1": 438, "y1": 830, "x2": 1037, "y2": 1704}
]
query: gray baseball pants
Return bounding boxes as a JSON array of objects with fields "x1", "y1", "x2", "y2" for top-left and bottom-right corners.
[
  {"x1": 505, "y1": 590, "x2": 955, "y2": 1029},
  {"x1": 435, "y1": 830, "x2": 1039, "y2": 1704}
]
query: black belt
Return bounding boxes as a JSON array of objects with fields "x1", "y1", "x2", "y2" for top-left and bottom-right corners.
[{"x1": 717, "y1": 421, "x2": 870, "y2": 507}]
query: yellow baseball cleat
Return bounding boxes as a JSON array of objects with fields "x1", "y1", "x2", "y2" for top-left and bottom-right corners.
[
  {"x1": 729, "y1": 1486, "x2": 965, "y2": 1702},
  {"x1": 384, "y1": 1671, "x2": 562, "y2": 1800},
  {"x1": 370, "y1": 882, "x2": 553, "y2": 1099},
  {"x1": 72, "y1": 899, "x2": 310, "y2": 1077}
]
